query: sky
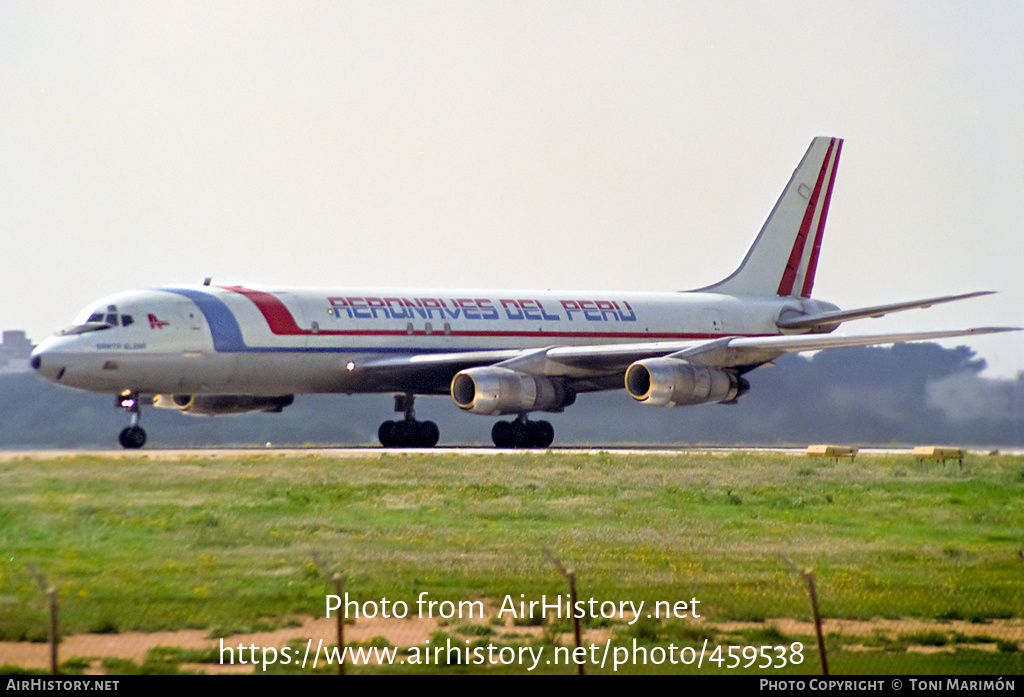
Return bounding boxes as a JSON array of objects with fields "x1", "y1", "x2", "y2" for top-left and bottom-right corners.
[{"x1": 2, "y1": 1, "x2": 1022, "y2": 377}]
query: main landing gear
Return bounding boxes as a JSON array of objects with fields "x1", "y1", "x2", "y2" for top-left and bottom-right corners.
[
  {"x1": 491, "y1": 415, "x2": 555, "y2": 449},
  {"x1": 378, "y1": 394, "x2": 440, "y2": 448},
  {"x1": 116, "y1": 391, "x2": 147, "y2": 449}
]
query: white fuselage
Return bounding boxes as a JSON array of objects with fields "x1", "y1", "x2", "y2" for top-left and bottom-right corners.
[{"x1": 31, "y1": 285, "x2": 836, "y2": 397}]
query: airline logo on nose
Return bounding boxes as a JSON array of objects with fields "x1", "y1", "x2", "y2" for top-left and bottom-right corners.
[{"x1": 148, "y1": 314, "x2": 169, "y2": 329}]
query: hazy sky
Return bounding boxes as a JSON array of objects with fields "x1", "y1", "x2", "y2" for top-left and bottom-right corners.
[{"x1": 2, "y1": 1, "x2": 1022, "y2": 376}]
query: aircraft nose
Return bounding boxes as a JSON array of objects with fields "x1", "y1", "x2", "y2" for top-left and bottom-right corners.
[{"x1": 30, "y1": 343, "x2": 66, "y2": 382}]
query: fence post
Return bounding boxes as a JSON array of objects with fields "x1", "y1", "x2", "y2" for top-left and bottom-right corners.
[
  {"x1": 27, "y1": 563, "x2": 58, "y2": 675},
  {"x1": 313, "y1": 553, "x2": 347, "y2": 676},
  {"x1": 544, "y1": 548, "x2": 584, "y2": 676},
  {"x1": 781, "y1": 556, "x2": 828, "y2": 675}
]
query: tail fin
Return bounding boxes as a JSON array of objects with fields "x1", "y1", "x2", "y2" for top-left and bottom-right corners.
[{"x1": 697, "y1": 137, "x2": 842, "y2": 298}]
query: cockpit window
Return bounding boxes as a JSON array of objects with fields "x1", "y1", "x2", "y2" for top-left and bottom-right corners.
[
  {"x1": 59, "y1": 322, "x2": 111, "y2": 336},
  {"x1": 60, "y1": 304, "x2": 130, "y2": 336}
]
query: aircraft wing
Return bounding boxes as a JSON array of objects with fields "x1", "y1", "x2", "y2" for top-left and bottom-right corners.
[
  {"x1": 348, "y1": 349, "x2": 526, "y2": 394},
  {"x1": 357, "y1": 326, "x2": 1018, "y2": 391},
  {"x1": 775, "y1": 291, "x2": 995, "y2": 331},
  {"x1": 659, "y1": 327, "x2": 1016, "y2": 369}
]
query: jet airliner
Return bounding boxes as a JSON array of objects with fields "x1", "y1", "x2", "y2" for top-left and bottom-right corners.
[{"x1": 30, "y1": 137, "x2": 1013, "y2": 449}]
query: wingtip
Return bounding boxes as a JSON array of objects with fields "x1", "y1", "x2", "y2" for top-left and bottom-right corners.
[{"x1": 964, "y1": 326, "x2": 1022, "y2": 335}]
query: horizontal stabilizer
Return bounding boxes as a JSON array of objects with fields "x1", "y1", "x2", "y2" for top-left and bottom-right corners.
[{"x1": 776, "y1": 291, "x2": 995, "y2": 331}]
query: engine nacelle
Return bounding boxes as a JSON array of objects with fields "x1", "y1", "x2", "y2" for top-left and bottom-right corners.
[
  {"x1": 154, "y1": 394, "x2": 295, "y2": 416},
  {"x1": 451, "y1": 367, "x2": 574, "y2": 416},
  {"x1": 624, "y1": 358, "x2": 748, "y2": 407}
]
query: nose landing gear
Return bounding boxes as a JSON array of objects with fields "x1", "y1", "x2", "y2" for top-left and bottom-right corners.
[{"x1": 116, "y1": 391, "x2": 147, "y2": 449}]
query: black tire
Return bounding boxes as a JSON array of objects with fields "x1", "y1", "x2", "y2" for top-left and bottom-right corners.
[
  {"x1": 118, "y1": 426, "x2": 146, "y2": 449},
  {"x1": 418, "y1": 421, "x2": 440, "y2": 448},
  {"x1": 529, "y1": 420, "x2": 555, "y2": 448},
  {"x1": 378, "y1": 420, "x2": 397, "y2": 447},
  {"x1": 393, "y1": 421, "x2": 413, "y2": 447},
  {"x1": 384, "y1": 421, "x2": 438, "y2": 448},
  {"x1": 509, "y1": 420, "x2": 530, "y2": 448},
  {"x1": 491, "y1": 421, "x2": 513, "y2": 448}
]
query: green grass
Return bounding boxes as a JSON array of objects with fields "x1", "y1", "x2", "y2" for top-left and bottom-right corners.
[{"x1": 1, "y1": 450, "x2": 1021, "y2": 673}]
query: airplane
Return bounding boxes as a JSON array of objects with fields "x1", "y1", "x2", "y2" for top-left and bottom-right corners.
[{"x1": 29, "y1": 137, "x2": 1014, "y2": 449}]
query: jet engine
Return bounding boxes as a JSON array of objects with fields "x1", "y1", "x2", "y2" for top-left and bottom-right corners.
[
  {"x1": 154, "y1": 394, "x2": 295, "y2": 416},
  {"x1": 451, "y1": 367, "x2": 574, "y2": 416},
  {"x1": 624, "y1": 358, "x2": 748, "y2": 407}
]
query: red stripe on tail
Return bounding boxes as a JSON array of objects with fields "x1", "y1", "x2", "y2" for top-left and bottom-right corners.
[
  {"x1": 776, "y1": 138, "x2": 837, "y2": 296},
  {"x1": 799, "y1": 139, "x2": 842, "y2": 298}
]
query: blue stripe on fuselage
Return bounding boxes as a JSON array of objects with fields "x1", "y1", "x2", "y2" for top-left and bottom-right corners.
[{"x1": 162, "y1": 288, "x2": 247, "y2": 352}]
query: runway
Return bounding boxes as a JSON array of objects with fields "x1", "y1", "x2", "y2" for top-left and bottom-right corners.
[{"x1": 1, "y1": 445, "x2": 1018, "y2": 461}]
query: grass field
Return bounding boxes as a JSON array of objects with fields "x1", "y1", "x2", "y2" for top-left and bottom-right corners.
[{"x1": 1, "y1": 449, "x2": 1021, "y2": 674}]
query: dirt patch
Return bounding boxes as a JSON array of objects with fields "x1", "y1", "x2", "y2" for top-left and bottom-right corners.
[
  {"x1": 730, "y1": 617, "x2": 1024, "y2": 642},
  {"x1": 1, "y1": 615, "x2": 1019, "y2": 673},
  {"x1": 0, "y1": 615, "x2": 433, "y2": 671}
]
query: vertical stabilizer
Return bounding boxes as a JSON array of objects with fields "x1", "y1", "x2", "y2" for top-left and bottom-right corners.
[{"x1": 697, "y1": 137, "x2": 842, "y2": 298}]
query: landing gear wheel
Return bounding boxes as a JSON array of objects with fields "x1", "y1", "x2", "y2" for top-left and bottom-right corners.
[
  {"x1": 392, "y1": 421, "x2": 414, "y2": 446},
  {"x1": 491, "y1": 421, "x2": 514, "y2": 448},
  {"x1": 377, "y1": 394, "x2": 440, "y2": 448},
  {"x1": 491, "y1": 418, "x2": 555, "y2": 448},
  {"x1": 418, "y1": 421, "x2": 440, "y2": 447},
  {"x1": 509, "y1": 420, "x2": 529, "y2": 447},
  {"x1": 115, "y1": 391, "x2": 147, "y2": 449},
  {"x1": 529, "y1": 420, "x2": 555, "y2": 448},
  {"x1": 378, "y1": 419, "x2": 440, "y2": 448},
  {"x1": 378, "y1": 421, "x2": 398, "y2": 447},
  {"x1": 118, "y1": 425, "x2": 147, "y2": 449}
]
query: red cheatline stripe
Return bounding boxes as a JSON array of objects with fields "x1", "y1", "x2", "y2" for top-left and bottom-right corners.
[
  {"x1": 776, "y1": 138, "x2": 836, "y2": 296},
  {"x1": 221, "y1": 286, "x2": 308, "y2": 335},
  {"x1": 800, "y1": 139, "x2": 842, "y2": 298}
]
